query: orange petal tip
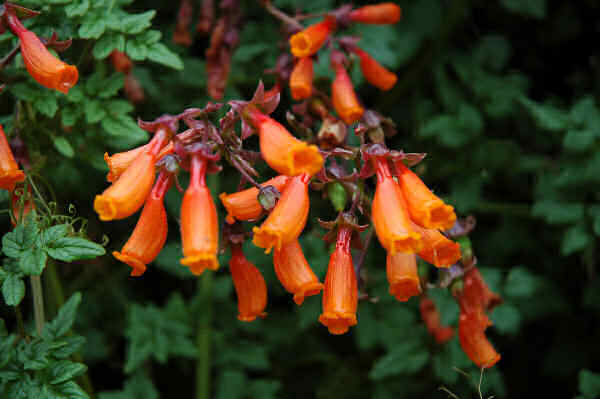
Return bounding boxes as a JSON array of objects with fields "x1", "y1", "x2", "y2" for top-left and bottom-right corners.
[{"x1": 113, "y1": 251, "x2": 146, "y2": 277}]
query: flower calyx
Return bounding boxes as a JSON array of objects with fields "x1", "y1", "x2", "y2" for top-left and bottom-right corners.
[
  {"x1": 355, "y1": 110, "x2": 397, "y2": 143},
  {"x1": 359, "y1": 143, "x2": 426, "y2": 179},
  {"x1": 319, "y1": 211, "x2": 368, "y2": 250}
]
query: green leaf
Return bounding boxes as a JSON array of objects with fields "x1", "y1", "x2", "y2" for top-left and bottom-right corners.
[
  {"x1": 562, "y1": 224, "x2": 590, "y2": 256},
  {"x1": 53, "y1": 336, "x2": 86, "y2": 359},
  {"x1": 247, "y1": 380, "x2": 282, "y2": 399},
  {"x1": 43, "y1": 292, "x2": 82, "y2": 339},
  {"x1": 369, "y1": 340, "x2": 429, "y2": 380},
  {"x1": 3, "y1": 217, "x2": 39, "y2": 258},
  {"x1": 98, "y1": 74, "x2": 125, "y2": 99},
  {"x1": 504, "y1": 267, "x2": 539, "y2": 299},
  {"x1": 579, "y1": 369, "x2": 600, "y2": 398},
  {"x1": 520, "y1": 97, "x2": 569, "y2": 131},
  {"x1": 38, "y1": 224, "x2": 70, "y2": 247},
  {"x1": 146, "y1": 43, "x2": 184, "y2": 70},
  {"x1": 531, "y1": 201, "x2": 584, "y2": 224},
  {"x1": 2, "y1": 275, "x2": 25, "y2": 306},
  {"x1": 84, "y1": 100, "x2": 107, "y2": 124},
  {"x1": 54, "y1": 380, "x2": 90, "y2": 399},
  {"x1": 79, "y1": 14, "x2": 106, "y2": 39},
  {"x1": 61, "y1": 106, "x2": 80, "y2": 127},
  {"x1": 126, "y1": 39, "x2": 148, "y2": 61},
  {"x1": 154, "y1": 242, "x2": 194, "y2": 278},
  {"x1": 491, "y1": 304, "x2": 521, "y2": 335},
  {"x1": 53, "y1": 137, "x2": 75, "y2": 158},
  {"x1": 563, "y1": 129, "x2": 597, "y2": 152},
  {"x1": 45, "y1": 237, "x2": 106, "y2": 262},
  {"x1": 500, "y1": 0, "x2": 546, "y2": 18},
  {"x1": 65, "y1": 0, "x2": 90, "y2": 17},
  {"x1": 93, "y1": 33, "x2": 126, "y2": 60},
  {"x1": 216, "y1": 369, "x2": 247, "y2": 399},
  {"x1": 33, "y1": 95, "x2": 59, "y2": 118},
  {"x1": 98, "y1": 373, "x2": 158, "y2": 399},
  {"x1": 48, "y1": 360, "x2": 88, "y2": 385},
  {"x1": 10, "y1": 83, "x2": 39, "y2": 101},
  {"x1": 121, "y1": 11, "x2": 156, "y2": 34},
  {"x1": 19, "y1": 247, "x2": 47, "y2": 275}
]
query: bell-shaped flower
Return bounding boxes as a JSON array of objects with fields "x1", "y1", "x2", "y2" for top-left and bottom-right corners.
[
  {"x1": 245, "y1": 107, "x2": 323, "y2": 177},
  {"x1": 229, "y1": 245, "x2": 267, "y2": 322},
  {"x1": 113, "y1": 172, "x2": 172, "y2": 276},
  {"x1": 331, "y1": 63, "x2": 364, "y2": 125},
  {"x1": 273, "y1": 239, "x2": 323, "y2": 305},
  {"x1": 353, "y1": 47, "x2": 397, "y2": 91},
  {"x1": 104, "y1": 141, "x2": 173, "y2": 183},
  {"x1": 411, "y1": 223, "x2": 461, "y2": 268},
  {"x1": 289, "y1": 16, "x2": 336, "y2": 57},
  {"x1": 180, "y1": 154, "x2": 219, "y2": 275},
  {"x1": 372, "y1": 158, "x2": 422, "y2": 255},
  {"x1": 252, "y1": 173, "x2": 310, "y2": 253},
  {"x1": 0, "y1": 125, "x2": 25, "y2": 191},
  {"x1": 94, "y1": 129, "x2": 169, "y2": 221},
  {"x1": 219, "y1": 175, "x2": 289, "y2": 224},
  {"x1": 7, "y1": 11, "x2": 78, "y2": 93},
  {"x1": 458, "y1": 310, "x2": 501, "y2": 368},
  {"x1": 458, "y1": 267, "x2": 502, "y2": 314},
  {"x1": 395, "y1": 161, "x2": 456, "y2": 230},
  {"x1": 349, "y1": 3, "x2": 402, "y2": 25},
  {"x1": 290, "y1": 57, "x2": 314, "y2": 100},
  {"x1": 386, "y1": 252, "x2": 421, "y2": 301},
  {"x1": 318, "y1": 227, "x2": 358, "y2": 334}
]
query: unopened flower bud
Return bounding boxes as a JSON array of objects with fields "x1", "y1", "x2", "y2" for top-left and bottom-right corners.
[
  {"x1": 317, "y1": 118, "x2": 347, "y2": 149},
  {"x1": 258, "y1": 184, "x2": 281, "y2": 212}
]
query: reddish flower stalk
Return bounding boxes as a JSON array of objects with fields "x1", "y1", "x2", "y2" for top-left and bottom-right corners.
[
  {"x1": 349, "y1": 3, "x2": 402, "y2": 25},
  {"x1": 229, "y1": 244, "x2": 268, "y2": 322},
  {"x1": 252, "y1": 173, "x2": 310, "y2": 253},
  {"x1": 113, "y1": 172, "x2": 172, "y2": 276},
  {"x1": 180, "y1": 154, "x2": 219, "y2": 275},
  {"x1": 289, "y1": 16, "x2": 336, "y2": 58},
  {"x1": 0, "y1": 125, "x2": 25, "y2": 191},
  {"x1": 420, "y1": 296, "x2": 454, "y2": 344},
  {"x1": 386, "y1": 252, "x2": 421, "y2": 301},
  {"x1": 290, "y1": 57, "x2": 314, "y2": 100},
  {"x1": 6, "y1": 10, "x2": 78, "y2": 94},
  {"x1": 219, "y1": 175, "x2": 289, "y2": 224},
  {"x1": 273, "y1": 240, "x2": 323, "y2": 305},
  {"x1": 353, "y1": 47, "x2": 397, "y2": 91},
  {"x1": 319, "y1": 227, "x2": 358, "y2": 335}
]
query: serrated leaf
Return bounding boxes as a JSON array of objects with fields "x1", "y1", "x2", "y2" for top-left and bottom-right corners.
[
  {"x1": 146, "y1": 43, "x2": 183, "y2": 70},
  {"x1": 61, "y1": 106, "x2": 80, "y2": 127},
  {"x1": 34, "y1": 95, "x2": 58, "y2": 117},
  {"x1": 45, "y1": 237, "x2": 105, "y2": 262},
  {"x1": 53, "y1": 137, "x2": 75, "y2": 158},
  {"x1": 504, "y1": 267, "x2": 539, "y2": 299},
  {"x1": 53, "y1": 336, "x2": 86, "y2": 359},
  {"x1": 491, "y1": 304, "x2": 521, "y2": 335},
  {"x1": 43, "y1": 292, "x2": 82, "y2": 339},
  {"x1": 98, "y1": 74, "x2": 125, "y2": 99},
  {"x1": 369, "y1": 340, "x2": 429, "y2": 380},
  {"x1": 93, "y1": 33, "x2": 126, "y2": 60},
  {"x1": 121, "y1": 11, "x2": 156, "y2": 34},
  {"x1": 126, "y1": 39, "x2": 148, "y2": 61},
  {"x1": 562, "y1": 224, "x2": 590, "y2": 256},
  {"x1": 48, "y1": 360, "x2": 88, "y2": 385},
  {"x1": 79, "y1": 14, "x2": 106, "y2": 39},
  {"x1": 19, "y1": 247, "x2": 47, "y2": 275},
  {"x1": 2, "y1": 275, "x2": 25, "y2": 306},
  {"x1": 65, "y1": 0, "x2": 90, "y2": 17},
  {"x1": 54, "y1": 380, "x2": 90, "y2": 399},
  {"x1": 84, "y1": 99, "x2": 107, "y2": 124},
  {"x1": 38, "y1": 225, "x2": 70, "y2": 248},
  {"x1": 3, "y1": 218, "x2": 39, "y2": 258},
  {"x1": 531, "y1": 201, "x2": 584, "y2": 224},
  {"x1": 520, "y1": 97, "x2": 569, "y2": 132},
  {"x1": 10, "y1": 83, "x2": 39, "y2": 101}
]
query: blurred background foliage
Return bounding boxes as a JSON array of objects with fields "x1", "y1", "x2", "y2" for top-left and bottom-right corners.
[{"x1": 1, "y1": 0, "x2": 600, "y2": 398}]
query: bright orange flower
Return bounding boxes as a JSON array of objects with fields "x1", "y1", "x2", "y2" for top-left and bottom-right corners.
[
  {"x1": 458, "y1": 267, "x2": 502, "y2": 314},
  {"x1": 395, "y1": 161, "x2": 456, "y2": 230},
  {"x1": 386, "y1": 252, "x2": 421, "y2": 302},
  {"x1": 11, "y1": 185, "x2": 34, "y2": 227},
  {"x1": 289, "y1": 16, "x2": 336, "y2": 57},
  {"x1": 104, "y1": 141, "x2": 174, "y2": 183},
  {"x1": 319, "y1": 227, "x2": 358, "y2": 335},
  {"x1": 371, "y1": 158, "x2": 422, "y2": 255},
  {"x1": 110, "y1": 50, "x2": 133, "y2": 74},
  {"x1": 219, "y1": 175, "x2": 289, "y2": 224},
  {"x1": 349, "y1": 3, "x2": 402, "y2": 25},
  {"x1": 112, "y1": 172, "x2": 171, "y2": 276},
  {"x1": 411, "y1": 223, "x2": 461, "y2": 268},
  {"x1": 7, "y1": 12, "x2": 78, "y2": 94},
  {"x1": 0, "y1": 125, "x2": 25, "y2": 191},
  {"x1": 353, "y1": 47, "x2": 397, "y2": 91},
  {"x1": 229, "y1": 245, "x2": 267, "y2": 322},
  {"x1": 245, "y1": 107, "x2": 323, "y2": 177},
  {"x1": 273, "y1": 239, "x2": 324, "y2": 305},
  {"x1": 94, "y1": 129, "x2": 169, "y2": 221},
  {"x1": 252, "y1": 173, "x2": 310, "y2": 253},
  {"x1": 290, "y1": 57, "x2": 314, "y2": 100},
  {"x1": 458, "y1": 310, "x2": 501, "y2": 368},
  {"x1": 180, "y1": 154, "x2": 219, "y2": 275},
  {"x1": 331, "y1": 63, "x2": 364, "y2": 125},
  {"x1": 420, "y1": 296, "x2": 455, "y2": 344}
]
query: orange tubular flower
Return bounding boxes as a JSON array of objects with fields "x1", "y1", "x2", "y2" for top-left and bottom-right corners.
[
  {"x1": 459, "y1": 267, "x2": 502, "y2": 314},
  {"x1": 395, "y1": 161, "x2": 457, "y2": 230},
  {"x1": 386, "y1": 252, "x2": 421, "y2": 302},
  {"x1": 110, "y1": 50, "x2": 133, "y2": 74},
  {"x1": 229, "y1": 245, "x2": 267, "y2": 322},
  {"x1": 104, "y1": 141, "x2": 174, "y2": 183},
  {"x1": 458, "y1": 310, "x2": 501, "y2": 368},
  {"x1": 219, "y1": 175, "x2": 289, "y2": 224},
  {"x1": 273, "y1": 240, "x2": 324, "y2": 305},
  {"x1": 7, "y1": 11, "x2": 78, "y2": 94},
  {"x1": 245, "y1": 107, "x2": 323, "y2": 177},
  {"x1": 420, "y1": 296, "x2": 455, "y2": 344},
  {"x1": 289, "y1": 16, "x2": 336, "y2": 58},
  {"x1": 331, "y1": 63, "x2": 364, "y2": 125},
  {"x1": 349, "y1": 3, "x2": 402, "y2": 25},
  {"x1": 371, "y1": 158, "x2": 422, "y2": 255},
  {"x1": 353, "y1": 47, "x2": 397, "y2": 91},
  {"x1": 94, "y1": 129, "x2": 169, "y2": 221},
  {"x1": 0, "y1": 125, "x2": 25, "y2": 191},
  {"x1": 252, "y1": 173, "x2": 310, "y2": 254},
  {"x1": 319, "y1": 227, "x2": 358, "y2": 335},
  {"x1": 412, "y1": 223, "x2": 461, "y2": 268},
  {"x1": 113, "y1": 172, "x2": 171, "y2": 276},
  {"x1": 180, "y1": 154, "x2": 219, "y2": 275},
  {"x1": 290, "y1": 57, "x2": 314, "y2": 100}
]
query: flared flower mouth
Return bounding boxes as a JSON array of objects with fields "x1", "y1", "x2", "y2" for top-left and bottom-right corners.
[
  {"x1": 318, "y1": 312, "x2": 358, "y2": 335},
  {"x1": 389, "y1": 277, "x2": 422, "y2": 302},
  {"x1": 287, "y1": 142, "x2": 324, "y2": 177},
  {"x1": 180, "y1": 253, "x2": 219, "y2": 275},
  {"x1": 424, "y1": 200, "x2": 456, "y2": 230},
  {"x1": 94, "y1": 195, "x2": 118, "y2": 221},
  {"x1": 252, "y1": 226, "x2": 283, "y2": 254},
  {"x1": 0, "y1": 169, "x2": 26, "y2": 191},
  {"x1": 289, "y1": 34, "x2": 312, "y2": 58},
  {"x1": 291, "y1": 82, "x2": 312, "y2": 100},
  {"x1": 113, "y1": 251, "x2": 147, "y2": 277},
  {"x1": 420, "y1": 241, "x2": 461, "y2": 268},
  {"x1": 104, "y1": 152, "x2": 118, "y2": 183},
  {"x1": 292, "y1": 281, "x2": 324, "y2": 305},
  {"x1": 238, "y1": 311, "x2": 267, "y2": 322},
  {"x1": 339, "y1": 106, "x2": 365, "y2": 125},
  {"x1": 387, "y1": 232, "x2": 422, "y2": 255},
  {"x1": 55, "y1": 65, "x2": 79, "y2": 94},
  {"x1": 219, "y1": 192, "x2": 238, "y2": 224}
]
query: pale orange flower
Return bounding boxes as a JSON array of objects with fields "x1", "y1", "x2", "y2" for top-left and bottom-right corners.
[
  {"x1": 386, "y1": 252, "x2": 421, "y2": 302},
  {"x1": 230, "y1": 245, "x2": 267, "y2": 322},
  {"x1": 289, "y1": 16, "x2": 336, "y2": 57},
  {"x1": 273, "y1": 240, "x2": 323, "y2": 305}
]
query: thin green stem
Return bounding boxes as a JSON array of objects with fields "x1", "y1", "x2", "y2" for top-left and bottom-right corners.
[
  {"x1": 30, "y1": 275, "x2": 45, "y2": 336},
  {"x1": 14, "y1": 305, "x2": 26, "y2": 338}
]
